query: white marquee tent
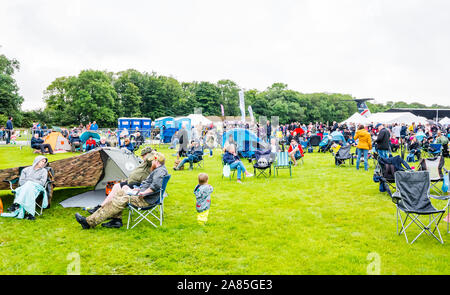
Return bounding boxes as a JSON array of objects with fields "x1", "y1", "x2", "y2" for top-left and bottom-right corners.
[
  {"x1": 187, "y1": 114, "x2": 213, "y2": 127},
  {"x1": 342, "y1": 112, "x2": 428, "y2": 125},
  {"x1": 440, "y1": 117, "x2": 450, "y2": 125}
]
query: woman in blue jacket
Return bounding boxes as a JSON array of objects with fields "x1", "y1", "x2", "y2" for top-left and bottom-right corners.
[{"x1": 223, "y1": 144, "x2": 253, "y2": 183}]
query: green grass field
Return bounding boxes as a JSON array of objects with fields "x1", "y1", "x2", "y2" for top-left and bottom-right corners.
[{"x1": 0, "y1": 145, "x2": 449, "y2": 275}]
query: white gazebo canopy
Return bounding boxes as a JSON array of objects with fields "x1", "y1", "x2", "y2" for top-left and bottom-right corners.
[
  {"x1": 439, "y1": 117, "x2": 450, "y2": 125},
  {"x1": 364, "y1": 112, "x2": 428, "y2": 125},
  {"x1": 187, "y1": 114, "x2": 213, "y2": 127},
  {"x1": 341, "y1": 112, "x2": 370, "y2": 124}
]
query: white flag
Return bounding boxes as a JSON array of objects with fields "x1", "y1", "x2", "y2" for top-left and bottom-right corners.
[
  {"x1": 239, "y1": 90, "x2": 245, "y2": 122},
  {"x1": 248, "y1": 106, "x2": 254, "y2": 123}
]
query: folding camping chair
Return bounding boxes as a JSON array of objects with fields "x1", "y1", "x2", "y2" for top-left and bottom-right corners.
[
  {"x1": 374, "y1": 155, "x2": 412, "y2": 192},
  {"x1": 194, "y1": 147, "x2": 205, "y2": 169},
  {"x1": 252, "y1": 151, "x2": 273, "y2": 178},
  {"x1": 390, "y1": 171, "x2": 446, "y2": 244},
  {"x1": 2, "y1": 166, "x2": 55, "y2": 216},
  {"x1": 424, "y1": 143, "x2": 442, "y2": 158},
  {"x1": 126, "y1": 174, "x2": 171, "y2": 229},
  {"x1": 274, "y1": 151, "x2": 292, "y2": 178},
  {"x1": 334, "y1": 144, "x2": 354, "y2": 166},
  {"x1": 308, "y1": 135, "x2": 321, "y2": 152},
  {"x1": 417, "y1": 156, "x2": 446, "y2": 195}
]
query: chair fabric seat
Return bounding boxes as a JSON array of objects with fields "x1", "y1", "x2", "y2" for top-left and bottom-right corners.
[{"x1": 397, "y1": 201, "x2": 445, "y2": 215}]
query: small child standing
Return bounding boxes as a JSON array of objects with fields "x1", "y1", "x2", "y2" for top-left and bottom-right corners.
[
  {"x1": 10, "y1": 131, "x2": 17, "y2": 144},
  {"x1": 194, "y1": 173, "x2": 213, "y2": 225}
]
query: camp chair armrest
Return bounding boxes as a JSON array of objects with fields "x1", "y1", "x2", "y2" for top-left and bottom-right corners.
[
  {"x1": 136, "y1": 190, "x2": 161, "y2": 198},
  {"x1": 391, "y1": 191, "x2": 401, "y2": 204},
  {"x1": 3, "y1": 177, "x2": 19, "y2": 184},
  {"x1": 430, "y1": 194, "x2": 450, "y2": 201}
]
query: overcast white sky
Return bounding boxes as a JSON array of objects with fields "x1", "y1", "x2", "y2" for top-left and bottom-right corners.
[{"x1": 1, "y1": 0, "x2": 450, "y2": 110}]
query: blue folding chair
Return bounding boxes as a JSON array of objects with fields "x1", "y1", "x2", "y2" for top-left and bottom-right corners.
[
  {"x1": 274, "y1": 151, "x2": 292, "y2": 177},
  {"x1": 425, "y1": 143, "x2": 442, "y2": 158},
  {"x1": 126, "y1": 174, "x2": 171, "y2": 229}
]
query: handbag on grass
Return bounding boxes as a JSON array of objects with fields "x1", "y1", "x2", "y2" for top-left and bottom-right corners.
[{"x1": 223, "y1": 164, "x2": 230, "y2": 178}]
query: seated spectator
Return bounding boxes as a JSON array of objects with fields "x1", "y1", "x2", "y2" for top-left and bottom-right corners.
[
  {"x1": 390, "y1": 136, "x2": 399, "y2": 151},
  {"x1": 169, "y1": 131, "x2": 179, "y2": 149},
  {"x1": 75, "y1": 152, "x2": 168, "y2": 229},
  {"x1": 408, "y1": 136, "x2": 421, "y2": 161},
  {"x1": 85, "y1": 136, "x2": 97, "y2": 152},
  {"x1": 31, "y1": 133, "x2": 54, "y2": 155},
  {"x1": 436, "y1": 130, "x2": 449, "y2": 157},
  {"x1": 120, "y1": 138, "x2": 135, "y2": 152},
  {"x1": 222, "y1": 144, "x2": 253, "y2": 183},
  {"x1": 174, "y1": 140, "x2": 204, "y2": 171},
  {"x1": 288, "y1": 138, "x2": 304, "y2": 167},
  {"x1": 1, "y1": 156, "x2": 49, "y2": 220},
  {"x1": 69, "y1": 131, "x2": 82, "y2": 152},
  {"x1": 98, "y1": 137, "x2": 110, "y2": 148},
  {"x1": 131, "y1": 131, "x2": 145, "y2": 149},
  {"x1": 269, "y1": 138, "x2": 281, "y2": 162},
  {"x1": 87, "y1": 147, "x2": 156, "y2": 214}
]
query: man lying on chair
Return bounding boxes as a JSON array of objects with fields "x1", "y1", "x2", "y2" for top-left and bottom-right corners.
[{"x1": 75, "y1": 152, "x2": 168, "y2": 229}]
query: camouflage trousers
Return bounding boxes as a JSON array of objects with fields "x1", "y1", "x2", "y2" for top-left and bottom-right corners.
[{"x1": 86, "y1": 190, "x2": 149, "y2": 228}]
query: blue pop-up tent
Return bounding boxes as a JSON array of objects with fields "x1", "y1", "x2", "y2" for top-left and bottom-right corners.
[{"x1": 222, "y1": 128, "x2": 269, "y2": 158}]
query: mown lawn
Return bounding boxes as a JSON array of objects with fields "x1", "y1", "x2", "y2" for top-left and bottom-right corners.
[{"x1": 0, "y1": 145, "x2": 449, "y2": 275}]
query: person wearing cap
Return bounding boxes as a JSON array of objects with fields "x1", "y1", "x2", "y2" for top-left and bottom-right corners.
[
  {"x1": 86, "y1": 147, "x2": 156, "y2": 215},
  {"x1": 75, "y1": 152, "x2": 168, "y2": 229},
  {"x1": 375, "y1": 123, "x2": 391, "y2": 159}
]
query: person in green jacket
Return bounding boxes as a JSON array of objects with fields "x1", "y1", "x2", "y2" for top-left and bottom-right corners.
[{"x1": 87, "y1": 146, "x2": 156, "y2": 214}]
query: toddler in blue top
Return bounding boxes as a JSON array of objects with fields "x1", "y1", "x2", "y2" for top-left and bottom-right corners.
[{"x1": 194, "y1": 173, "x2": 213, "y2": 225}]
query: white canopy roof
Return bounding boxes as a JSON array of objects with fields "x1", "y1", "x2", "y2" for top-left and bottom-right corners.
[
  {"x1": 342, "y1": 111, "x2": 428, "y2": 125},
  {"x1": 187, "y1": 114, "x2": 212, "y2": 126},
  {"x1": 341, "y1": 112, "x2": 370, "y2": 124},
  {"x1": 440, "y1": 117, "x2": 450, "y2": 125}
]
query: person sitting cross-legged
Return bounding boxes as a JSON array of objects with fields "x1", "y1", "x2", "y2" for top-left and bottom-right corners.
[
  {"x1": 75, "y1": 152, "x2": 168, "y2": 229},
  {"x1": 174, "y1": 140, "x2": 203, "y2": 171},
  {"x1": 222, "y1": 144, "x2": 253, "y2": 183}
]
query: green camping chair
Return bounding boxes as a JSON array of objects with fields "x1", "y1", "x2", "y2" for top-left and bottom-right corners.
[{"x1": 274, "y1": 151, "x2": 292, "y2": 178}]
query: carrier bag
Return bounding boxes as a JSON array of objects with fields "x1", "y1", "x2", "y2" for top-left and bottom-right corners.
[
  {"x1": 223, "y1": 164, "x2": 230, "y2": 178},
  {"x1": 0, "y1": 198, "x2": 3, "y2": 214}
]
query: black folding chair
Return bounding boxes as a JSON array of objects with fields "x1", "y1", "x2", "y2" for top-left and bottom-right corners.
[{"x1": 391, "y1": 171, "x2": 446, "y2": 244}]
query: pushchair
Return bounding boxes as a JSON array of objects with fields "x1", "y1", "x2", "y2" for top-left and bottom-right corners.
[
  {"x1": 318, "y1": 135, "x2": 333, "y2": 153},
  {"x1": 373, "y1": 155, "x2": 412, "y2": 192},
  {"x1": 334, "y1": 144, "x2": 354, "y2": 166}
]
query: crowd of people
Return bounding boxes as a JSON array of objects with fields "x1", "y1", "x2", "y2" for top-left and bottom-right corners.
[{"x1": 2, "y1": 113, "x2": 449, "y2": 229}]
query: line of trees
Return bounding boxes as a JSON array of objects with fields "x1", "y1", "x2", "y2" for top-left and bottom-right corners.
[{"x1": 1, "y1": 53, "x2": 450, "y2": 128}]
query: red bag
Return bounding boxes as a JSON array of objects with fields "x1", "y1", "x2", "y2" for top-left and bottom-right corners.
[{"x1": 0, "y1": 198, "x2": 3, "y2": 214}]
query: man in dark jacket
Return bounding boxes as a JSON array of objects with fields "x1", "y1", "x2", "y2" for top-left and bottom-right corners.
[
  {"x1": 6, "y1": 116, "x2": 13, "y2": 144},
  {"x1": 375, "y1": 123, "x2": 391, "y2": 159},
  {"x1": 31, "y1": 133, "x2": 54, "y2": 154}
]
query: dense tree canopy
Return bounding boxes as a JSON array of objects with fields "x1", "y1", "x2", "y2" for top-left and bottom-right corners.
[
  {"x1": 0, "y1": 54, "x2": 24, "y2": 125},
  {"x1": 2, "y1": 57, "x2": 449, "y2": 128}
]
